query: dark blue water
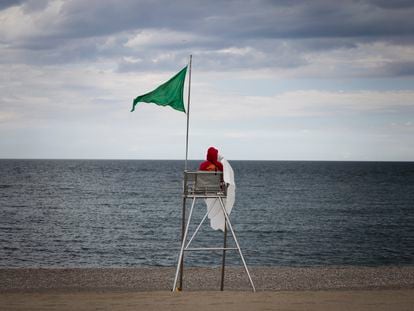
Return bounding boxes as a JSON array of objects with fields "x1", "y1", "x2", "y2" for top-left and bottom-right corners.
[{"x1": 0, "y1": 160, "x2": 413, "y2": 267}]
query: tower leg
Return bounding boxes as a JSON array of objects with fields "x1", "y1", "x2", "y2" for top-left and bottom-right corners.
[
  {"x1": 179, "y1": 197, "x2": 186, "y2": 290},
  {"x1": 172, "y1": 198, "x2": 196, "y2": 291},
  {"x1": 220, "y1": 221, "x2": 227, "y2": 291},
  {"x1": 218, "y1": 197, "x2": 256, "y2": 292}
]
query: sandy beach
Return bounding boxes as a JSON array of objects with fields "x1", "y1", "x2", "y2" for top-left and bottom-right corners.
[{"x1": 1, "y1": 267, "x2": 414, "y2": 310}]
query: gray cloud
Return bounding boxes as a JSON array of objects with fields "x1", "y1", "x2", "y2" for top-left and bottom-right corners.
[
  {"x1": 379, "y1": 61, "x2": 414, "y2": 77},
  {"x1": 0, "y1": 0, "x2": 49, "y2": 12},
  {"x1": 51, "y1": 0, "x2": 414, "y2": 40},
  {"x1": 1, "y1": 0, "x2": 414, "y2": 74},
  {"x1": 0, "y1": 0, "x2": 23, "y2": 11},
  {"x1": 4, "y1": 1, "x2": 414, "y2": 42},
  {"x1": 368, "y1": 0, "x2": 414, "y2": 9}
]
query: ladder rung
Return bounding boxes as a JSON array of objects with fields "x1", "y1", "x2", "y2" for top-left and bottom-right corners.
[{"x1": 184, "y1": 247, "x2": 238, "y2": 251}]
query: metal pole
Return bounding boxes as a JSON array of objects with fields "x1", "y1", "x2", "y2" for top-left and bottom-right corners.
[
  {"x1": 218, "y1": 197, "x2": 256, "y2": 292},
  {"x1": 184, "y1": 54, "x2": 192, "y2": 171},
  {"x1": 220, "y1": 221, "x2": 227, "y2": 291},
  {"x1": 181, "y1": 55, "x2": 192, "y2": 287},
  {"x1": 173, "y1": 197, "x2": 196, "y2": 291},
  {"x1": 185, "y1": 210, "x2": 209, "y2": 249},
  {"x1": 179, "y1": 196, "x2": 186, "y2": 290}
]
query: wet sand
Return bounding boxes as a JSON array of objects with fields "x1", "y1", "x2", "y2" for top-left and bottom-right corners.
[{"x1": 1, "y1": 267, "x2": 414, "y2": 310}]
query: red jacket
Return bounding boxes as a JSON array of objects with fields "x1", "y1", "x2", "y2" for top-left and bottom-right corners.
[{"x1": 199, "y1": 147, "x2": 223, "y2": 171}]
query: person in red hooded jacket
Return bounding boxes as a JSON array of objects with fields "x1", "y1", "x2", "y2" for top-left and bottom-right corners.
[{"x1": 199, "y1": 147, "x2": 223, "y2": 171}]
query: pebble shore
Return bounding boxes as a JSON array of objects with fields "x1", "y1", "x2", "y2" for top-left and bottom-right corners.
[{"x1": 1, "y1": 266, "x2": 414, "y2": 292}]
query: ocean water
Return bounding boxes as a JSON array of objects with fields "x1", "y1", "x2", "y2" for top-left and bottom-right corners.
[{"x1": 0, "y1": 160, "x2": 413, "y2": 268}]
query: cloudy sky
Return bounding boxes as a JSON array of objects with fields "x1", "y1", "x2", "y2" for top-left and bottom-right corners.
[{"x1": 1, "y1": 0, "x2": 413, "y2": 161}]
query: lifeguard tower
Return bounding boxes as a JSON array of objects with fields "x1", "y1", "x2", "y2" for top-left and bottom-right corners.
[{"x1": 172, "y1": 171, "x2": 256, "y2": 292}]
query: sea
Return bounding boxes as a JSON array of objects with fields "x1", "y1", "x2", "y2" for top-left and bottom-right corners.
[{"x1": 0, "y1": 160, "x2": 413, "y2": 268}]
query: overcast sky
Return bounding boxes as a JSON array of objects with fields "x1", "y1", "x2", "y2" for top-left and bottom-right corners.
[{"x1": 1, "y1": 0, "x2": 413, "y2": 161}]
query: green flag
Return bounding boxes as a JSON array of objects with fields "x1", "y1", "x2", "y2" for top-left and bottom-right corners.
[{"x1": 131, "y1": 66, "x2": 187, "y2": 113}]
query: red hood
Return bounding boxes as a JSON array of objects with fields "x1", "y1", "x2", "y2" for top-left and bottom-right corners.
[
  {"x1": 206, "y1": 147, "x2": 219, "y2": 163},
  {"x1": 199, "y1": 146, "x2": 223, "y2": 171}
]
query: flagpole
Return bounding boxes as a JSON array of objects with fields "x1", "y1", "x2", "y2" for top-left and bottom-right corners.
[
  {"x1": 185, "y1": 54, "x2": 192, "y2": 171},
  {"x1": 178, "y1": 54, "x2": 192, "y2": 291}
]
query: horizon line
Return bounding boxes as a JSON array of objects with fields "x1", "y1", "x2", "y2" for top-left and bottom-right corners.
[{"x1": 0, "y1": 158, "x2": 413, "y2": 163}]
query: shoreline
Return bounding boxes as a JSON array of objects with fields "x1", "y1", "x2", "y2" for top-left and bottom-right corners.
[
  {"x1": 2, "y1": 267, "x2": 414, "y2": 310},
  {"x1": 1, "y1": 289, "x2": 413, "y2": 311},
  {"x1": 1, "y1": 266, "x2": 414, "y2": 292}
]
